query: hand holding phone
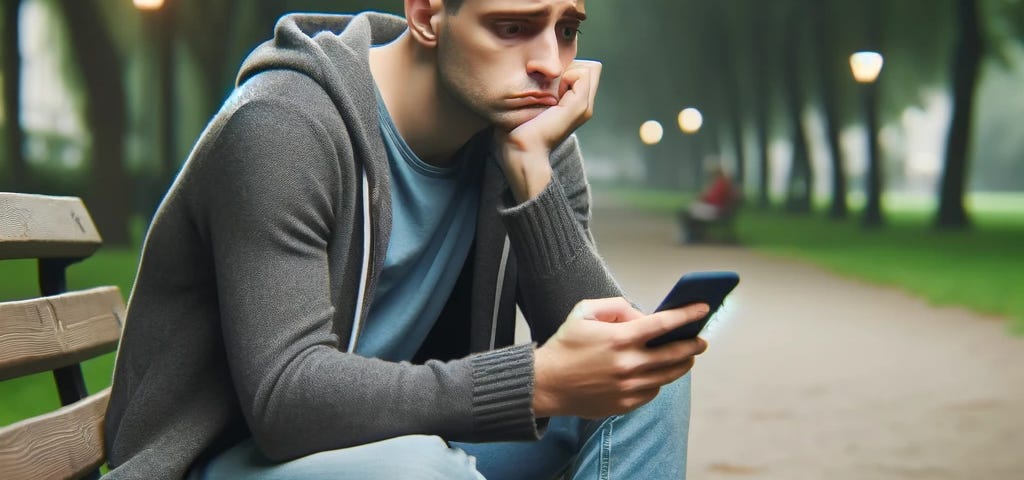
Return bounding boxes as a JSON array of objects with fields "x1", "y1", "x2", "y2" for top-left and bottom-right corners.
[{"x1": 645, "y1": 271, "x2": 739, "y2": 348}]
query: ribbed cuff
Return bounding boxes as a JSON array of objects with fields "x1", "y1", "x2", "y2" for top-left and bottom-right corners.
[
  {"x1": 470, "y1": 343, "x2": 540, "y2": 441},
  {"x1": 499, "y1": 179, "x2": 589, "y2": 278}
]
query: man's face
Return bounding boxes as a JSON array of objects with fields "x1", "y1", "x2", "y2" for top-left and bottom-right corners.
[{"x1": 435, "y1": 0, "x2": 586, "y2": 132}]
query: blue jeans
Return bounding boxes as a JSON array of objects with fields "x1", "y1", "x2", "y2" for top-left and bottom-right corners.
[{"x1": 193, "y1": 374, "x2": 691, "y2": 479}]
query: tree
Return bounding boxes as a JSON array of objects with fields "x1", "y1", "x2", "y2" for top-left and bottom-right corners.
[
  {"x1": 56, "y1": 0, "x2": 132, "y2": 245},
  {"x1": 710, "y1": 3, "x2": 747, "y2": 188},
  {"x1": 2, "y1": 0, "x2": 25, "y2": 191},
  {"x1": 812, "y1": 0, "x2": 849, "y2": 219},
  {"x1": 935, "y1": 0, "x2": 983, "y2": 229},
  {"x1": 781, "y1": 2, "x2": 813, "y2": 213},
  {"x1": 745, "y1": 0, "x2": 782, "y2": 209}
]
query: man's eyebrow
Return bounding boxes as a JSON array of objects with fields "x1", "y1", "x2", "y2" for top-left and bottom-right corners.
[
  {"x1": 482, "y1": 7, "x2": 587, "y2": 21},
  {"x1": 566, "y1": 9, "x2": 587, "y2": 21}
]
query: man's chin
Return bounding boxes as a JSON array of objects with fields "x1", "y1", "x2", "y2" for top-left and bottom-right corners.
[{"x1": 492, "y1": 107, "x2": 547, "y2": 132}]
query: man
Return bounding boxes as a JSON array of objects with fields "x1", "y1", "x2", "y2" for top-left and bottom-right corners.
[{"x1": 104, "y1": 0, "x2": 709, "y2": 478}]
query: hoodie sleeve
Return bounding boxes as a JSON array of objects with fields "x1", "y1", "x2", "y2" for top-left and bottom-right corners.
[
  {"x1": 197, "y1": 93, "x2": 539, "y2": 461},
  {"x1": 498, "y1": 135, "x2": 625, "y2": 344}
]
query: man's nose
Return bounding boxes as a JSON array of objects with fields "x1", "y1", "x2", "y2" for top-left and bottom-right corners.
[{"x1": 526, "y1": 32, "x2": 563, "y2": 87}]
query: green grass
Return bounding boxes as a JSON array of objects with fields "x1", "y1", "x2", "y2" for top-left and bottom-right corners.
[
  {"x1": 0, "y1": 244, "x2": 141, "y2": 427},
  {"x1": 600, "y1": 186, "x2": 1024, "y2": 335}
]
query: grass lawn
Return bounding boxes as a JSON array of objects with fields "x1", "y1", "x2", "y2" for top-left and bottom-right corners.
[{"x1": 600, "y1": 185, "x2": 1024, "y2": 335}]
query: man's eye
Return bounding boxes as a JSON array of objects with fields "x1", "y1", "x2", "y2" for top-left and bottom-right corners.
[
  {"x1": 496, "y1": 23, "x2": 526, "y2": 37},
  {"x1": 560, "y1": 26, "x2": 580, "y2": 41}
]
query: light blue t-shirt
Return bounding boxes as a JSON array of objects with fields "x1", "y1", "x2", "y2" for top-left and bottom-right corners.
[{"x1": 355, "y1": 93, "x2": 483, "y2": 362}]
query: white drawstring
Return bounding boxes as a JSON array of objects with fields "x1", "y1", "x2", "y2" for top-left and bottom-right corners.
[
  {"x1": 489, "y1": 236, "x2": 510, "y2": 349},
  {"x1": 347, "y1": 170, "x2": 372, "y2": 353}
]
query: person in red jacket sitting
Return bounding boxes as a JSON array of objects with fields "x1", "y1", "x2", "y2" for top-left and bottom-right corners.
[{"x1": 678, "y1": 166, "x2": 741, "y2": 243}]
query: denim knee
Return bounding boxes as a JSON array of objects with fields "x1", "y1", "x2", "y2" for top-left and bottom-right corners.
[
  {"x1": 372, "y1": 435, "x2": 484, "y2": 480},
  {"x1": 197, "y1": 435, "x2": 484, "y2": 480}
]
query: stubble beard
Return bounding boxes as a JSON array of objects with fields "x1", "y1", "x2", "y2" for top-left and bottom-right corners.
[{"x1": 436, "y1": 41, "x2": 545, "y2": 133}]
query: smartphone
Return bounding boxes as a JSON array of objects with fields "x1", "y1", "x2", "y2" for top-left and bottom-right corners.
[{"x1": 645, "y1": 271, "x2": 740, "y2": 348}]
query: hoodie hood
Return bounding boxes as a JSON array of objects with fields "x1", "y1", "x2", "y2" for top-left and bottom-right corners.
[
  {"x1": 237, "y1": 12, "x2": 408, "y2": 153},
  {"x1": 238, "y1": 12, "x2": 407, "y2": 89}
]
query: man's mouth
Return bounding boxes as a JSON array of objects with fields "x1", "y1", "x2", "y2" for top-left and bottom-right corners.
[{"x1": 507, "y1": 92, "x2": 559, "y2": 108}]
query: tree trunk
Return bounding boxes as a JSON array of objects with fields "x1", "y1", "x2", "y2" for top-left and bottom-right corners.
[
  {"x1": 58, "y1": 0, "x2": 132, "y2": 245},
  {"x1": 782, "y1": 13, "x2": 812, "y2": 214},
  {"x1": 935, "y1": 0, "x2": 983, "y2": 230},
  {"x1": 157, "y1": 4, "x2": 176, "y2": 186},
  {"x1": 751, "y1": 3, "x2": 771, "y2": 208},
  {"x1": 812, "y1": 0, "x2": 848, "y2": 219},
  {"x1": 711, "y1": 3, "x2": 746, "y2": 188},
  {"x1": 723, "y1": 33, "x2": 746, "y2": 188},
  {"x1": 2, "y1": 0, "x2": 26, "y2": 192}
]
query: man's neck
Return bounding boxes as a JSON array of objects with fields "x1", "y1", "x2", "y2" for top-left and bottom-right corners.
[{"x1": 369, "y1": 34, "x2": 486, "y2": 168}]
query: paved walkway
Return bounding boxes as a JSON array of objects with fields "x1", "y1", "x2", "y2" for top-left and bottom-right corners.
[{"x1": 588, "y1": 206, "x2": 1024, "y2": 480}]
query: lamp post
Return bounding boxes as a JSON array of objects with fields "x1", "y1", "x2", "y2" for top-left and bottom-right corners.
[
  {"x1": 136, "y1": 0, "x2": 175, "y2": 192},
  {"x1": 678, "y1": 107, "x2": 703, "y2": 191},
  {"x1": 850, "y1": 51, "x2": 884, "y2": 227},
  {"x1": 639, "y1": 120, "x2": 664, "y2": 187}
]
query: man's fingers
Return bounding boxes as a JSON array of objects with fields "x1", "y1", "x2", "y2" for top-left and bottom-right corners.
[
  {"x1": 629, "y1": 303, "x2": 710, "y2": 343},
  {"x1": 560, "y1": 60, "x2": 601, "y2": 112},
  {"x1": 572, "y1": 297, "x2": 643, "y2": 323},
  {"x1": 641, "y1": 337, "x2": 708, "y2": 370},
  {"x1": 620, "y1": 356, "x2": 696, "y2": 392},
  {"x1": 580, "y1": 61, "x2": 601, "y2": 109}
]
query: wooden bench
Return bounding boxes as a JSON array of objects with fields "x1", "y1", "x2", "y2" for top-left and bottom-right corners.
[
  {"x1": 0, "y1": 193, "x2": 126, "y2": 479},
  {"x1": 675, "y1": 201, "x2": 741, "y2": 244}
]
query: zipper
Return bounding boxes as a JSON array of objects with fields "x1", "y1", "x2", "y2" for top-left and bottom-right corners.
[
  {"x1": 346, "y1": 170, "x2": 372, "y2": 353},
  {"x1": 488, "y1": 236, "x2": 511, "y2": 349}
]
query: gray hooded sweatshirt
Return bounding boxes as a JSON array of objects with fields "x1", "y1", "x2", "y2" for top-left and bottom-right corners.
[{"x1": 104, "y1": 12, "x2": 621, "y2": 479}]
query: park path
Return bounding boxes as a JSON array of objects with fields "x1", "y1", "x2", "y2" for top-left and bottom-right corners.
[{"x1": 587, "y1": 204, "x2": 1024, "y2": 480}]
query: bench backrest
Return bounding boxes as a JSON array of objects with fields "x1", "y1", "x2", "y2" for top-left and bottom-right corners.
[{"x1": 0, "y1": 193, "x2": 125, "y2": 480}]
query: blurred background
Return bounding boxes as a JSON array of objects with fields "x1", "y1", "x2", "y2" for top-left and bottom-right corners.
[{"x1": 1, "y1": 0, "x2": 1023, "y2": 477}]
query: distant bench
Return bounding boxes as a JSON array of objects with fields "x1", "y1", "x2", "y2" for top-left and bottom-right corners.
[
  {"x1": 675, "y1": 202, "x2": 741, "y2": 244},
  {"x1": 0, "y1": 193, "x2": 125, "y2": 479}
]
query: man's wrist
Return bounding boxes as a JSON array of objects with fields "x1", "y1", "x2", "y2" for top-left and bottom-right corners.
[
  {"x1": 501, "y1": 143, "x2": 553, "y2": 203},
  {"x1": 532, "y1": 345, "x2": 559, "y2": 418}
]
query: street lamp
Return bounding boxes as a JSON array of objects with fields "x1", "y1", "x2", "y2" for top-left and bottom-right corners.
[
  {"x1": 678, "y1": 107, "x2": 703, "y2": 134},
  {"x1": 640, "y1": 120, "x2": 664, "y2": 145},
  {"x1": 850, "y1": 51, "x2": 884, "y2": 227},
  {"x1": 133, "y1": 0, "x2": 165, "y2": 10},
  {"x1": 849, "y1": 52, "x2": 883, "y2": 84}
]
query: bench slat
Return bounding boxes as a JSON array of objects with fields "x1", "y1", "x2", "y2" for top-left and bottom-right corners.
[
  {"x1": 0, "y1": 388, "x2": 110, "y2": 479},
  {"x1": 0, "y1": 193, "x2": 102, "y2": 260},
  {"x1": 0, "y1": 287, "x2": 125, "y2": 381}
]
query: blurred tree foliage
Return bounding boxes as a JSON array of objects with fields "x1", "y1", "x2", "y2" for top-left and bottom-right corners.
[{"x1": 583, "y1": 0, "x2": 1022, "y2": 230}]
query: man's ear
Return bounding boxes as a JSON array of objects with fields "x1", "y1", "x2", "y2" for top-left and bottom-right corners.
[{"x1": 406, "y1": 0, "x2": 445, "y2": 48}]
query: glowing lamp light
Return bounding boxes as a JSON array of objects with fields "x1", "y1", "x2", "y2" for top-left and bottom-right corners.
[
  {"x1": 678, "y1": 108, "x2": 703, "y2": 134},
  {"x1": 849, "y1": 51, "x2": 884, "y2": 84},
  {"x1": 133, "y1": 0, "x2": 165, "y2": 10},
  {"x1": 639, "y1": 120, "x2": 664, "y2": 145}
]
